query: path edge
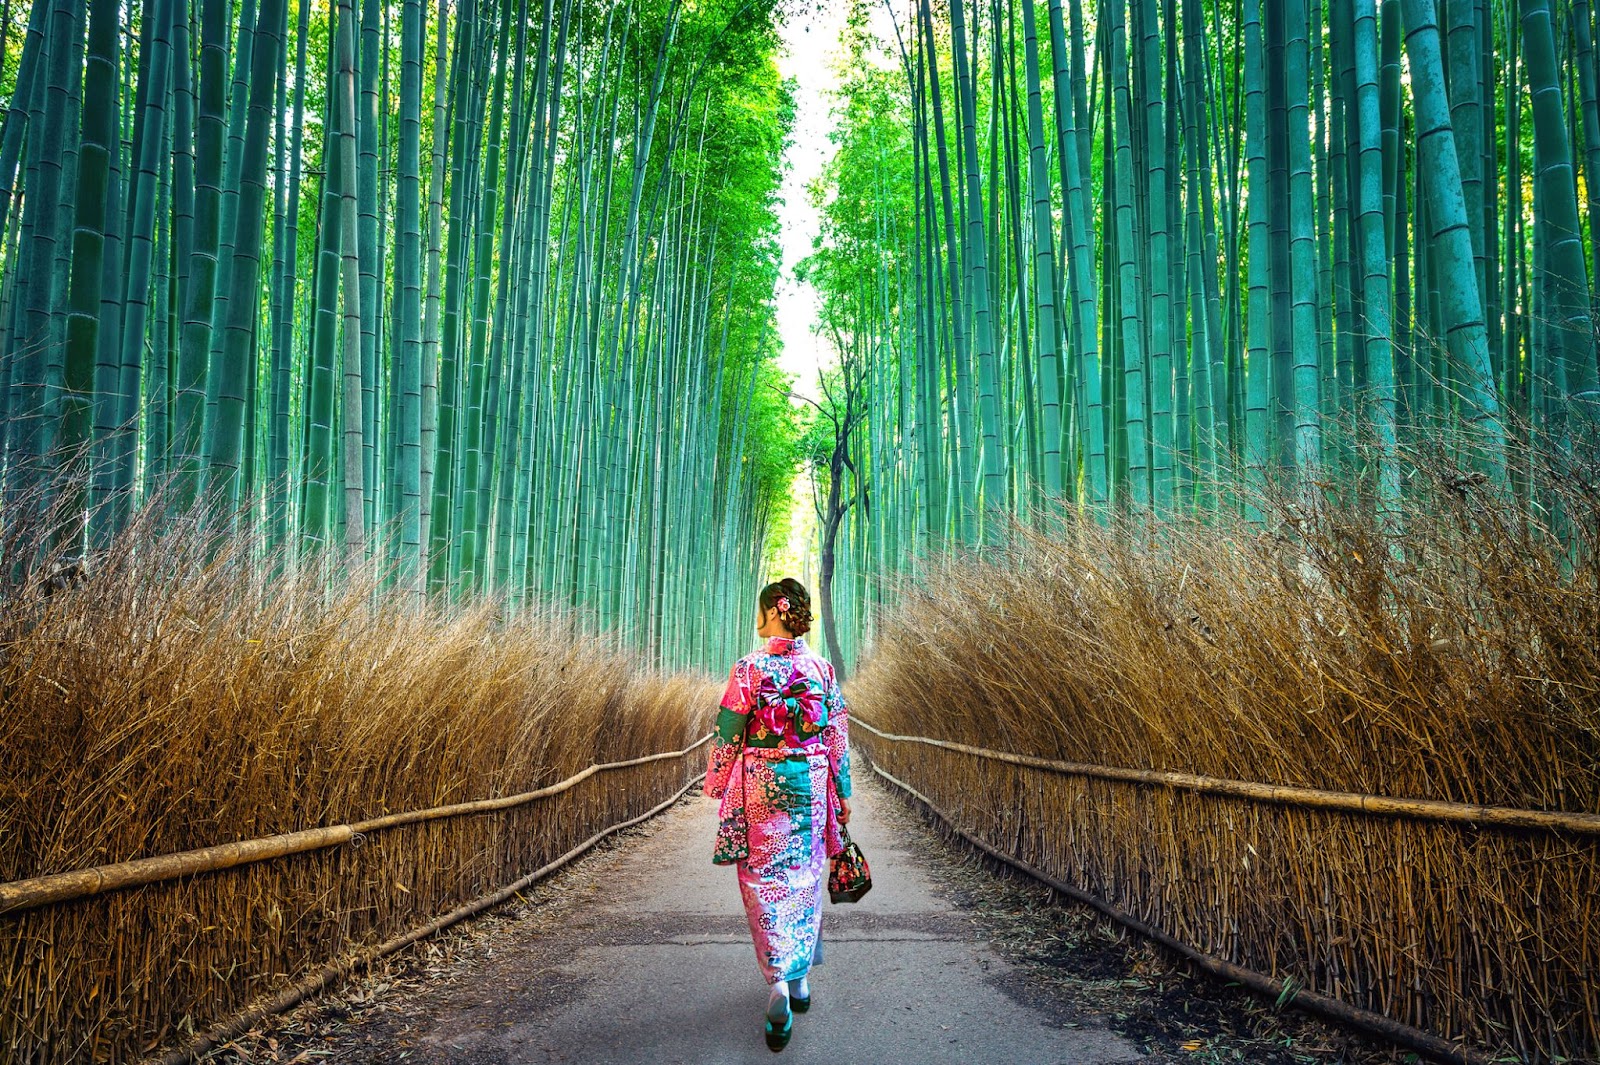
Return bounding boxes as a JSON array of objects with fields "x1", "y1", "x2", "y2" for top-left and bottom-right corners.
[
  {"x1": 866, "y1": 759, "x2": 1492, "y2": 1065},
  {"x1": 144, "y1": 774, "x2": 703, "y2": 1065}
]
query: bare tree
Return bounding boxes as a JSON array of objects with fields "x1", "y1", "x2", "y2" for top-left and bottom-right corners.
[{"x1": 792, "y1": 330, "x2": 869, "y2": 677}]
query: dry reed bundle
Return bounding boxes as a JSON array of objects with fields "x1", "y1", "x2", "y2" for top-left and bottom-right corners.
[
  {"x1": 850, "y1": 463, "x2": 1600, "y2": 1063},
  {"x1": 0, "y1": 503, "x2": 717, "y2": 1063}
]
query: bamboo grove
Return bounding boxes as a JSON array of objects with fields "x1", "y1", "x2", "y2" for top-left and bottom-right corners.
[
  {"x1": 0, "y1": 0, "x2": 803, "y2": 668},
  {"x1": 802, "y1": 0, "x2": 1600, "y2": 664}
]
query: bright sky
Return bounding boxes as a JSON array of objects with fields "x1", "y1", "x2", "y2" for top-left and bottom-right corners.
[
  {"x1": 772, "y1": 0, "x2": 903, "y2": 397},
  {"x1": 767, "y1": 2, "x2": 847, "y2": 580},
  {"x1": 768, "y1": 0, "x2": 899, "y2": 584},
  {"x1": 772, "y1": 3, "x2": 850, "y2": 400}
]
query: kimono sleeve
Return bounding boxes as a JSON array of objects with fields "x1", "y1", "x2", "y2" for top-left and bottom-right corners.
[
  {"x1": 704, "y1": 660, "x2": 753, "y2": 799},
  {"x1": 820, "y1": 663, "x2": 852, "y2": 800}
]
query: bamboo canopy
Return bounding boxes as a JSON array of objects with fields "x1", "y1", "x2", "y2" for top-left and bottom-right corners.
[{"x1": 0, "y1": 0, "x2": 802, "y2": 672}]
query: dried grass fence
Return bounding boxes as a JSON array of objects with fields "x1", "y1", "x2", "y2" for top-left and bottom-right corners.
[
  {"x1": 848, "y1": 471, "x2": 1600, "y2": 1065},
  {"x1": 1, "y1": 738, "x2": 707, "y2": 1064},
  {"x1": 0, "y1": 507, "x2": 719, "y2": 1063},
  {"x1": 858, "y1": 721, "x2": 1598, "y2": 1064}
]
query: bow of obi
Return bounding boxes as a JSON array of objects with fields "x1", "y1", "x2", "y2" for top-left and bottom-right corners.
[{"x1": 753, "y1": 676, "x2": 826, "y2": 738}]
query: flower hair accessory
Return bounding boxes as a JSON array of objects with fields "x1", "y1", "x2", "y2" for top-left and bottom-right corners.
[{"x1": 775, "y1": 595, "x2": 791, "y2": 613}]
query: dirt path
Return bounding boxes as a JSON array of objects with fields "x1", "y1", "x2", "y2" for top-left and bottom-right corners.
[{"x1": 214, "y1": 776, "x2": 1394, "y2": 1065}]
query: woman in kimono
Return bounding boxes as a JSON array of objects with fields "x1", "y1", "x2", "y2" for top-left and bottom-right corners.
[{"x1": 704, "y1": 578, "x2": 852, "y2": 1052}]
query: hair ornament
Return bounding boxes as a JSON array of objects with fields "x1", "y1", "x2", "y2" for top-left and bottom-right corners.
[{"x1": 776, "y1": 595, "x2": 791, "y2": 613}]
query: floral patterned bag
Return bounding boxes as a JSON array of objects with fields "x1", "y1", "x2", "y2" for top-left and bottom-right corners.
[{"x1": 827, "y1": 828, "x2": 872, "y2": 903}]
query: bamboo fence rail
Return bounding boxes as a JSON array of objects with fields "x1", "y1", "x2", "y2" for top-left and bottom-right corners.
[
  {"x1": 866, "y1": 762, "x2": 1490, "y2": 1065},
  {"x1": 850, "y1": 721, "x2": 1600, "y2": 836},
  {"x1": 854, "y1": 717, "x2": 1599, "y2": 1064},
  {"x1": 1, "y1": 735, "x2": 711, "y2": 1064},
  {"x1": 148, "y1": 773, "x2": 704, "y2": 1065}
]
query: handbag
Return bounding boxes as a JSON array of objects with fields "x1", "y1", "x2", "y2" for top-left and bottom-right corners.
[{"x1": 828, "y1": 827, "x2": 872, "y2": 903}]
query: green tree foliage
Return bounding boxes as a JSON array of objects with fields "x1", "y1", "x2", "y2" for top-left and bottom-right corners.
[
  {"x1": 6, "y1": 0, "x2": 1600, "y2": 678},
  {"x1": 796, "y1": 33, "x2": 917, "y2": 662},
  {"x1": 0, "y1": 0, "x2": 803, "y2": 671},
  {"x1": 803, "y1": 0, "x2": 1600, "y2": 672}
]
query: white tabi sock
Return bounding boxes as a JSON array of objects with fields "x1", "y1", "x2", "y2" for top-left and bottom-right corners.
[
  {"x1": 766, "y1": 979, "x2": 791, "y2": 1022},
  {"x1": 787, "y1": 976, "x2": 809, "y2": 1000}
]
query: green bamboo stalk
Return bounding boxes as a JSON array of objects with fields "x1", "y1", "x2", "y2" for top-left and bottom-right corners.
[
  {"x1": 117, "y1": 0, "x2": 175, "y2": 515},
  {"x1": 60, "y1": 0, "x2": 120, "y2": 543},
  {"x1": 1019, "y1": 0, "x2": 1061, "y2": 501},
  {"x1": 1109, "y1": 0, "x2": 1152, "y2": 509},
  {"x1": 172, "y1": 0, "x2": 228, "y2": 508},
  {"x1": 1242, "y1": 0, "x2": 1272, "y2": 518},
  {"x1": 919, "y1": 0, "x2": 977, "y2": 539},
  {"x1": 358, "y1": 0, "x2": 381, "y2": 539},
  {"x1": 390, "y1": 0, "x2": 423, "y2": 581},
  {"x1": 301, "y1": 18, "x2": 343, "y2": 552},
  {"x1": 1402, "y1": 0, "x2": 1506, "y2": 475},
  {"x1": 335, "y1": 0, "x2": 367, "y2": 554},
  {"x1": 1353, "y1": 0, "x2": 1400, "y2": 513},
  {"x1": 420, "y1": 0, "x2": 449, "y2": 571},
  {"x1": 1521, "y1": 0, "x2": 1598, "y2": 443},
  {"x1": 1047, "y1": 0, "x2": 1107, "y2": 511},
  {"x1": 1139, "y1": 0, "x2": 1175, "y2": 512},
  {"x1": 949, "y1": 0, "x2": 1007, "y2": 528},
  {"x1": 205, "y1": 0, "x2": 286, "y2": 504},
  {"x1": 1285, "y1": 0, "x2": 1322, "y2": 484}
]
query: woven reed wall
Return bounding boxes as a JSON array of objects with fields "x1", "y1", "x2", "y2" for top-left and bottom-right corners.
[
  {"x1": 0, "y1": 749, "x2": 700, "y2": 1064},
  {"x1": 858, "y1": 733, "x2": 1599, "y2": 1064}
]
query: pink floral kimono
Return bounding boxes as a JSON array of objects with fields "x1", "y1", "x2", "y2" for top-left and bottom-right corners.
[{"x1": 704, "y1": 635, "x2": 852, "y2": 985}]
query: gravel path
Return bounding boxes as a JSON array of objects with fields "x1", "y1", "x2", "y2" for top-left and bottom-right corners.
[{"x1": 210, "y1": 774, "x2": 1394, "y2": 1065}]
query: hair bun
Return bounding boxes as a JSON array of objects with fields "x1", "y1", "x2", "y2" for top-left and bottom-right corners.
[{"x1": 762, "y1": 579, "x2": 814, "y2": 637}]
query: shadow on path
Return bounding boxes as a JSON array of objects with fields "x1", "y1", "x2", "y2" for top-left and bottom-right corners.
[{"x1": 245, "y1": 777, "x2": 1144, "y2": 1064}]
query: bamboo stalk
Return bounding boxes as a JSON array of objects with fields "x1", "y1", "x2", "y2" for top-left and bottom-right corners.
[
  {"x1": 0, "y1": 736, "x2": 710, "y2": 917},
  {"x1": 869, "y1": 760, "x2": 1492, "y2": 1065},
  {"x1": 146, "y1": 773, "x2": 702, "y2": 1065},
  {"x1": 852, "y1": 719, "x2": 1600, "y2": 836}
]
